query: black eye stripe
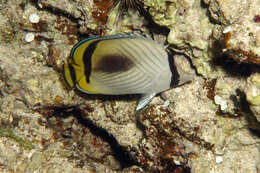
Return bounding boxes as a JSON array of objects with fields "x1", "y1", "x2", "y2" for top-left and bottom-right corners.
[{"x1": 82, "y1": 40, "x2": 102, "y2": 83}]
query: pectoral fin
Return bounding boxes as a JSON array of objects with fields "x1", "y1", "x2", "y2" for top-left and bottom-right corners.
[{"x1": 136, "y1": 93, "x2": 156, "y2": 111}]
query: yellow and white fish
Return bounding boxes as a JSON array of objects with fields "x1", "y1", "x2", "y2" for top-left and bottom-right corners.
[{"x1": 63, "y1": 34, "x2": 192, "y2": 111}]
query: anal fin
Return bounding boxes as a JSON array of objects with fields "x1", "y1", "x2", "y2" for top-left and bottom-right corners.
[{"x1": 136, "y1": 93, "x2": 156, "y2": 111}]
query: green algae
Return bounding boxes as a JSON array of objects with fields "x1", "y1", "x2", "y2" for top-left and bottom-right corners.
[
  {"x1": 249, "y1": 95, "x2": 260, "y2": 106},
  {"x1": 0, "y1": 127, "x2": 34, "y2": 149}
]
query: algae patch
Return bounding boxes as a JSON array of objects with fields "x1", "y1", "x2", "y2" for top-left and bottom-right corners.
[{"x1": 0, "y1": 127, "x2": 34, "y2": 149}]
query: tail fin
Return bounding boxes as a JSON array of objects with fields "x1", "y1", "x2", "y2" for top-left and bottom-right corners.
[{"x1": 176, "y1": 66, "x2": 195, "y2": 86}]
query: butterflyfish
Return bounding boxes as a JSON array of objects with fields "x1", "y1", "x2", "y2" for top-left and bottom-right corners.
[{"x1": 63, "y1": 34, "x2": 193, "y2": 111}]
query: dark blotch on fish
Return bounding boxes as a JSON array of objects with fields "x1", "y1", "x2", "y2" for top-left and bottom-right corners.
[{"x1": 95, "y1": 55, "x2": 134, "y2": 73}]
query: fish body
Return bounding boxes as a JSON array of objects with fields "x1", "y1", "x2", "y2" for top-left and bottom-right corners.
[{"x1": 64, "y1": 34, "x2": 191, "y2": 110}]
